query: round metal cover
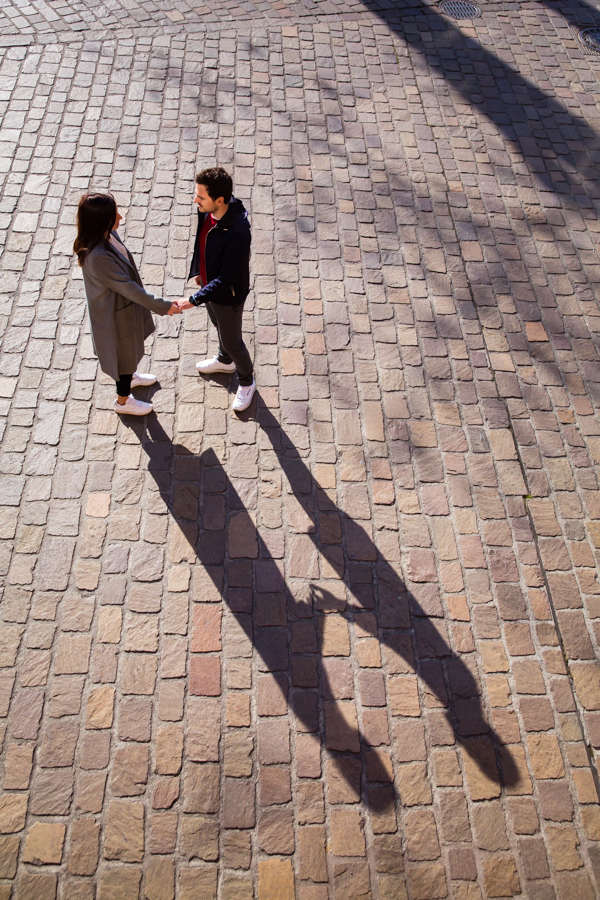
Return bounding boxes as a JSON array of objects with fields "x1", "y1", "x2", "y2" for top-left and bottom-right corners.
[
  {"x1": 439, "y1": 0, "x2": 482, "y2": 18},
  {"x1": 579, "y1": 27, "x2": 600, "y2": 53}
]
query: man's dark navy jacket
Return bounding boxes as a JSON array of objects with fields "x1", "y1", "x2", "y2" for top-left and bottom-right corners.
[{"x1": 188, "y1": 197, "x2": 251, "y2": 307}]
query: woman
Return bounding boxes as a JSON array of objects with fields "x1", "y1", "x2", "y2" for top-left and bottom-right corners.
[{"x1": 74, "y1": 192, "x2": 180, "y2": 416}]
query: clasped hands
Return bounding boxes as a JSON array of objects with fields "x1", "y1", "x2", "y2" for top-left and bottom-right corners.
[
  {"x1": 166, "y1": 274, "x2": 202, "y2": 314},
  {"x1": 166, "y1": 274, "x2": 203, "y2": 315},
  {"x1": 167, "y1": 298, "x2": 194, "y2": 315}
]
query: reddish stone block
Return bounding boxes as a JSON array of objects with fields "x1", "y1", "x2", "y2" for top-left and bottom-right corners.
[
  {"x1": 491, "y1": 709, "x2": 521, "y2": 744},
  {"x1": 144, "y1": 858, "x2": 175, "y2": 900},
  {"x1": 369, "y1": 785, "x2": 397, "y2": 834},
  {"x1": 149, "y1": 812, "x2": 177, "y2": 855},
  {"x1": 222, "y1": 831, "x2": 251, "y2": 871},
  {"x1": 519, "y1": 698, "x2": 554, "y2": 732},
  {"x1": 440, "y1": 793, "x2": 471, "y2": 843},
  {"x1": 449, "y1": 848, "x2": 476, "y2": 881},
  {"x1": 80, "y1": 732, "x2": 110, "y2": 770},
  {"x1": 190, "y1": 657, "x2": 221, "y2": 696},
  {"x1": 157, "y1": 680, "x2": 185, "y2": 722},
  {"x1": 297, "y1": 782, "x2": 324, "y2": 825},
  {"x1": 187, "y1": 697, "x2": 221, "y2": 762},
  {"x1": 3, "y1": 744, "x2": 34, "y2": 790},
  {"x1": 291, "y1": 622, "x2": 318, "y2": 654},
  {"x1": 333, "y1": 861, "x2": 372, "y2": 897},
  {"x1": 258, "y1": 809, "x2": 294, "y2": 855},
  {"x1": 111, "y1": 746, "x2": 149, "y2": 797},
  {"x1": 324, "y1": 700, "x2": 360, "y2": 752},
  {"x1": 293, "y1": 692, "x2": 319, "y2": 732},
  {"x1": 11, "y1": 689, "x2": 44, "y2": 740},
  {"x1": 504, "y1": 622, "x2": 535, "y2": 656},
  {"x1": 519, "y1": 838, "x2": 550, "y2": 880},
  {"x1": 537, "y1": 781, "x2": 574, "y2": 822},
  {"x1": 257, "y1": 674, "x2": 288, "y2": 716},
  {"x1": 255, "y1": 593, "x2": 286, "y2": 627},
  {"x1": 223, "y1": 779, "x2": 255, "y2": 829},
  {"x1": 74, "y1": 771, "x2": 107, "y2": 814},
  {"x1": 183, "y1": 763, "x2": 219, "y2": 814},
  {"x1": 258, "y1": 719, "x2": 290, "y2": 765},
  {"x1": 366, "y1": 749, "x2": 394, "y2": 783},
  {"x1": 15, "y1": 873, "x2": 57, "y2": 900},
  {"x1": 362, "y1": 709, "x2": 390, "y2": 747},
  {"x1": 68, "y1": 818, "x2": 100, "y2": 876},
  {"x1": 373, "y1": 833, "x2": 404, "y2": 875},
  {"x1": 118, "y1": 697, "x2": 152, "y2": 742},
  {"x1": 191, "y1": 604, "x2": 222, "y2": 652},
  {"x1": 359, "y1": 671, "x2": 386, "y2": 707},
  {"x1": 0, "y1": 836, "x2": 19, "y2": 879},
  {"x1": 292, "y1": 656, "x2": 319, "y2": 688},
  {"x1": 30, "y1": 770, "x2": 74, "y2": 816},
  {"x1": 259, "y1": 768, "x2": 291, "y2": 807},
  {"x1": 296, "y1": 734, "x2": 321, "y2": 778},
  {"x1": 327, "y1": 757, "x2": 361, "y2": 804},
  {"x1": 152, "y1": 778, "x2": 180, "y2": 810},
  {"x1": 393, "y1": 721, "x2": 426, "y2": 762},
  {"x1": 322, "y1": 658, "x2": 354, "y2": 700}
]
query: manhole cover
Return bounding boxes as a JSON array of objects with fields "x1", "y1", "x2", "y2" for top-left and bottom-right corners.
[
  {"x1": 578, "y1": 27, "x2": 600, "y2": 54},
  {"x1": 439, "y1": 0, "x2": 482, "y2": 17}
]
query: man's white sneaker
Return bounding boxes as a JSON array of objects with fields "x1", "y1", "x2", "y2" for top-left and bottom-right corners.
[
  {"x1": 232, "y1": 380, "x2": 256, "y2": 412},
  {"x1": 131, "y1": 371, "x2": 157, "y2": 389},
  {"x1": 114, "y1": 395, "x2": 153, "y2": 416},
  {"x1": 196, "y1": 357, "x2": 236, "y2": 375}
]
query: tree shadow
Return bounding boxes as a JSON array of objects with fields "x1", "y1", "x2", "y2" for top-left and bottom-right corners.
[
  {"x1": 361, "y1": 0, "x2": 600, "y2": 209},
  {"x1": 124, "y1": 396, "x2": 520, "y2": 810}
]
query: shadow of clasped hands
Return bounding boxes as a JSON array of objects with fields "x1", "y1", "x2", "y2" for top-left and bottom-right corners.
[{"x1": 124, "y1": 400, "x2": 520, "y2": 811}]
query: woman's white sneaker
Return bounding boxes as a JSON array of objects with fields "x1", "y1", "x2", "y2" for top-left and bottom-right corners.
[
  {"x1": 131, "y1": 372, "x2": 157, "y2": 389},
  {"x1": 114, "y1": 395, "x2": 153, "y2": 416},
  {"x1": 232, "y1": 380, "x2": 256, "y2": 412},
  {"x1": 196, "y1": 357, "x2": 236, "y2": 374}
]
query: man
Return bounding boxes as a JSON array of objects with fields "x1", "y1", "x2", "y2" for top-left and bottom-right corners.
[{"x1": 177, "y1": 167, "x2": 255, "y2": 412}]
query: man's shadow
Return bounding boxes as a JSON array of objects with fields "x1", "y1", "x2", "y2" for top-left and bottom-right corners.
[{"x1": 125, "y1": 398, "x2": 519, "y2": 810}]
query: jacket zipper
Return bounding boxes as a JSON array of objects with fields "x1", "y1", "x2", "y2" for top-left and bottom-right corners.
[
  {"x1": 202, "y1": 217, "x2": 236, "y2": 298},
  {"x1": 203, "y1": 219, "x2": 217, "y2": 287}
]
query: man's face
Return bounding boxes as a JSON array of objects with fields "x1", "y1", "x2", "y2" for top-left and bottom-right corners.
[{"x1": 194, "y1": 183, "x2": 221, "y2": 214}]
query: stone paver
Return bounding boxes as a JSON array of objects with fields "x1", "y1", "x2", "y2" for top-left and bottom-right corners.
[{"x1": 1, "y1": 2, "x2": 600, "y2": 898}]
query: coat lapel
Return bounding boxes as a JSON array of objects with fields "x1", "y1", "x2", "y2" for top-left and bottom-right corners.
[{"x1": 106, "y1": 232, "x2": 140, "y2": 280}]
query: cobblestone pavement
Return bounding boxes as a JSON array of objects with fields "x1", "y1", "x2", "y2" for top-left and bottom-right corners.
[{"x1": 4, "y1": 0, "x2": 600, "y2": 895}]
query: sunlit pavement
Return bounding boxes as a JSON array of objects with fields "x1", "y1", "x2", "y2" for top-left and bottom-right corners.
[{"x1": 2, "y1": 0, "x2": 600, "y2": 896}]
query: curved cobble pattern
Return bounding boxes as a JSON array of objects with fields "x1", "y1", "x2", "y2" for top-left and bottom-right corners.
[{"x1": 1, "y1": 4, "x2": 600, "y2": 900}]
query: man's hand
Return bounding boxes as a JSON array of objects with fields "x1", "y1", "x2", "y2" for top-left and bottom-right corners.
[
  {"x1": 195, "y1": 276, "x2": 202, "y2": 286},
  {"x1": 176, "y1": 298, "x2": 194, "y2": 311},
  {"x1": 167, "y1": 303, "x2": 182, "y2": 316}
]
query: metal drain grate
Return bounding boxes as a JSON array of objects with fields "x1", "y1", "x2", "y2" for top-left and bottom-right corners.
[
  {"x1": 439, "y1": 0, "x2": 482, "y2": 18},
  {"x1": 576, "y1": 26, "x2": 600, "y2": 55}
]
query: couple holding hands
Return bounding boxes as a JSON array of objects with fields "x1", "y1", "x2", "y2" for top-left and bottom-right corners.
[{"x1": 75, "y1": 167, "x2": 256, "y2": 416}]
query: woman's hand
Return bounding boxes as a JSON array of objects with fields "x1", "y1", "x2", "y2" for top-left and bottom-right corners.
[
  {"x1": 176, "y1": 298, "x2": 194, "y2": 311},
  {"x1": 167, "y1": 303, "x2": 182, "y2": 316}
]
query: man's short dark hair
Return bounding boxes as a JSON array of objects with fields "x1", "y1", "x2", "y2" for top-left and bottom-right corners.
[{"x1": 196, "y1": 167, "x2": 233, "y2": 204}]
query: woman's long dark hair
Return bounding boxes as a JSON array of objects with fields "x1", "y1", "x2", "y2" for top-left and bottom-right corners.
[{"x1": 73, "y1": 193, "x2": 117, "y2": 266}]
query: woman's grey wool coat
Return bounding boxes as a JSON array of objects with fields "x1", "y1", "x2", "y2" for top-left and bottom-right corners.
[{"x1": 82, "y1": 231, "x2": 172, "y2": 382}]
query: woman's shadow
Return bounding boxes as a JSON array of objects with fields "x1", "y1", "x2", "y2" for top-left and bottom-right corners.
[{"x1": 124, "y1": 397, "x2": 520, "y2": 811}]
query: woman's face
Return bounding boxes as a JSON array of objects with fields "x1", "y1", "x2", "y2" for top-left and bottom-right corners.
[{"x1": 114, "y1": 208, "x2": 122, "y2": 230}]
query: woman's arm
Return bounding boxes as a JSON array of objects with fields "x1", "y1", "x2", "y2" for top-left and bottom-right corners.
[{"x1": 87, "y1": 250, "x2": 175, "y2": 316}]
